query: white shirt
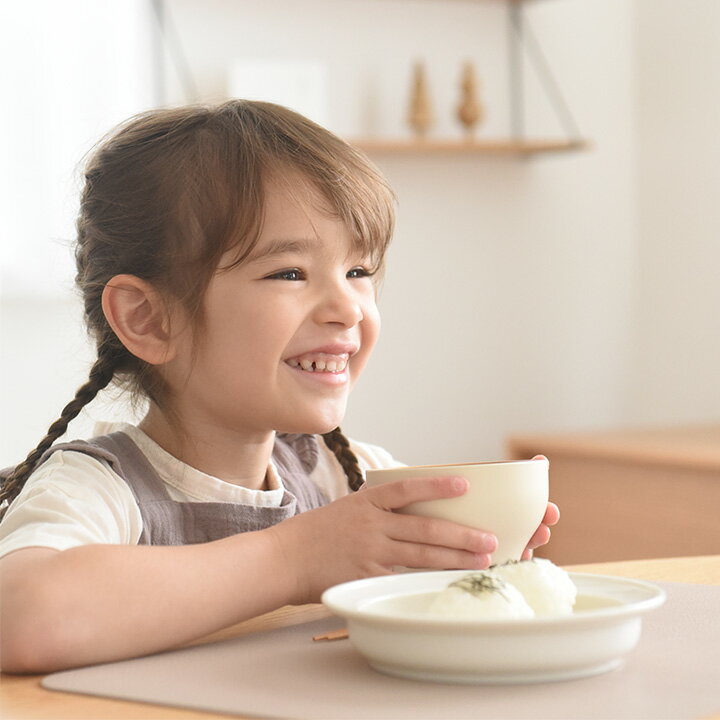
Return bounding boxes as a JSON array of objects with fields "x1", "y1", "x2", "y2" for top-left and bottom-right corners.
[{"x1": 0, "y1": 424, "x2": 403, "y2": 558}]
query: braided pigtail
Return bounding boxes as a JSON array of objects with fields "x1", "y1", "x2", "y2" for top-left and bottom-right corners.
[
  {"x1": 322, "y1": 427, "x2": 364, "y2": 492},
  {"x1": 0, "y1": 351, "x2": 116, "y2": 508}
]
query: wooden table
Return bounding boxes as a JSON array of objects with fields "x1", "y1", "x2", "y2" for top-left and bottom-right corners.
[
  {"x1": 3, "y1": 555, "x2": 719, "y2": 720},
  {"x1": 507, "y1": 425, "x2": 720, "y2": 564}
]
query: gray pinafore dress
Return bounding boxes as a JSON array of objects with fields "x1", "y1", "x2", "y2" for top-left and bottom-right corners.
[{"x1": 1, "y1": 432, "x2": 331, "y2": 545}]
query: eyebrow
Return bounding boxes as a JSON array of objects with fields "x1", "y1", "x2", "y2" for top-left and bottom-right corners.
[{"x1": 246, "y1": 237, "x2": 314, "y2": 262}]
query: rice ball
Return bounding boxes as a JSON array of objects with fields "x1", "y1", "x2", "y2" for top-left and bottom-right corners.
[
  {"x1": 493, "y1": 558, "x2": 577, "y2": 617},
  {"x1": 427, "y1": 571, "x2": 535, "y2": 620}
]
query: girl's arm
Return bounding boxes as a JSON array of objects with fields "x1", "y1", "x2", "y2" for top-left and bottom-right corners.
[
  {"x1": 0, "y1": 529, "x2": 288, "y2": 673},
  {"x1": 0, "y1": 475, "x2": 495, "y2": 673}
]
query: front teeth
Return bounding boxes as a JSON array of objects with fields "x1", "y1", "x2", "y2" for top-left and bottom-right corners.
[{"x1": 288, "y1": 355, "x2": 348, "y2": 373}]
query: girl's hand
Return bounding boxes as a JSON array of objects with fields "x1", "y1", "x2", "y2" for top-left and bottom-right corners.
[
  {"x1": 520, "y1": 501, "x2": 560, "y2": 560},
  {"x1": 521, "y1": 455, "x2": 560, "y2": 560},
  {"x1": 267, "y1": 476, "x2": 498, "y2": 604}
]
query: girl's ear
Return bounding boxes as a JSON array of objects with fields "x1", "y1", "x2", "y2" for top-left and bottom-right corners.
[{"x1": 101, "y1": 274, "x2": 179, "y2": 365}]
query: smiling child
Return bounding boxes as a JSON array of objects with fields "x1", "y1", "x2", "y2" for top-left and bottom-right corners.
[{"x1": 0, "y1": 101, "x2": 558, "y2": 673}]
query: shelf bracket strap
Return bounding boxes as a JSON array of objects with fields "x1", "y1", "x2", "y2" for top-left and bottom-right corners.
[{"x1": 508, "y1": 2, "x2": 583, "y2": 144}]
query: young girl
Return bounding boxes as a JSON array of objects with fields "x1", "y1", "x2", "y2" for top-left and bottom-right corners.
[{"x1": 0, "y1": 100, "x2": 558, "y2": 673}]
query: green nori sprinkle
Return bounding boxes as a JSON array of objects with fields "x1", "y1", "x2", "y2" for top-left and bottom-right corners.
[{"x1": 448, "y1": 573, "x2": 514, "y2": 603}]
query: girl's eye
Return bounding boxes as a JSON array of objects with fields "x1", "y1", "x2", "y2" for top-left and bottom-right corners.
[
  {"x1": 347, "y1": 266, "x2": 373, "y2": 280},
  {"x1": 266, "y1": 268, "x2": 305, "y2": 281}
]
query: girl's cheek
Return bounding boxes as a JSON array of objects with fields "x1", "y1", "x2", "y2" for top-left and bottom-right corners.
[
  {"x1": 361, "y1": 317, "x2": 380, "y2": 360},
  {"x1": 364, "y1": 297, "x2": 381, "y2": 335},
  {"x1": 351, "y1": 332, "x2": 380, "y2": 386}
]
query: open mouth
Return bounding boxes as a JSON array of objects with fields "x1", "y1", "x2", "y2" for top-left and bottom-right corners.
[{"x1": 285, "y1": 352, "x2": 350, "y2": 374}]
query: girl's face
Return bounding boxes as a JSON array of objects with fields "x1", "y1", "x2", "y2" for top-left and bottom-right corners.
[{"x1": 164, "y1": 174, "x2": 381, "y2": 440}]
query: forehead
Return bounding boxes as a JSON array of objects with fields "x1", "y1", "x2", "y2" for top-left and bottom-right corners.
[
  {"x1": 263, "y1": 168, "x2": 336, "y2": 216},
  {"x1": 220, "y1": 162, "x2": 389, "y2": 274},
  {"x1": 253, "y1": 172, "x2": 352, "y2": 251}
]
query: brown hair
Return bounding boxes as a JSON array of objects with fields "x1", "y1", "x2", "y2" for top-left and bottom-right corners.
[{"x1": 1, "y1": 99, "x2": 395, "y2": 506}]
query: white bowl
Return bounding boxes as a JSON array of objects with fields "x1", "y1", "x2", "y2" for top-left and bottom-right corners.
[
  {"x1": 322, "y1": 570, "x2": 666, "y2": 684},
  {"x1": 365, "y1": 459, "x2": 549, "y2": 566}
]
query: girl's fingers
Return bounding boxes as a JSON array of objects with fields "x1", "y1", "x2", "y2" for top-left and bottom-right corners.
[
  {"x1": 542, "y1": 502, "x2": 560, "y2": 526},
  {"x1": 386, "y1": 513, "x2": 497, "y2": 555},
  {"x1": 527, "y1": 523, "x2": 551, "y2": 550},
  {"x1": 522, "y1": 502, "x2": 558, "y2": 554},
  {"x1": 362, "y1": 476, "x2": 558, "y2": 570},
  {"x1": 368, "y1": 475, "x2": 469, "y2": 510},
  {"x1": 391, "y1": 542, "x2": 493, "y2": 572}
]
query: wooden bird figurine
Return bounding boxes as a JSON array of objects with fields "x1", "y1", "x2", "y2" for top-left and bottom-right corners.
[
  {"x1": 457, "y1": 61, "x2": 484, "y2": 136},
  {"x1": 408, "y1": 61, "x2": 434, "y2": 138}
]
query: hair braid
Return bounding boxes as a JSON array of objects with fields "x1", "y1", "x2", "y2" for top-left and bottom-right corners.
[
  {"x1": 322, "y1": 427, "x2": 364, "y2": 492},
  {"x1": 0, "y1": 352, "x2": 116, "y2": 507}
]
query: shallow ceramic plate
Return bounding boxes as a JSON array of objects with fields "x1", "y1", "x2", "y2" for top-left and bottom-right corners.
[{"x1": 322, "y1": 570, "x2": 665, "y2": 684}]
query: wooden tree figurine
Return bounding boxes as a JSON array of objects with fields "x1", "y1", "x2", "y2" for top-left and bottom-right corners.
[
  {"x1": 457, "y1": 61, "x2": 484, "y2": 137},
  {"x1": 408, "y1": 61, "x2": 433, "y2": 138}
]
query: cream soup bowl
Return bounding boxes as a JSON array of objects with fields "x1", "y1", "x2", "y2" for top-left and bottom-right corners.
[
  {"x1": 321, "y1": 570, "x2": 666, "y2": 684},
  {"x1": 365, "y1": 458, "x2": 549, "y2": 567}
]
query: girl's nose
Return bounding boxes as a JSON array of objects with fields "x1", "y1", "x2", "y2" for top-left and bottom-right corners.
[{"x1": 314, "y1": 281, "x2": 364, "y2": 328}]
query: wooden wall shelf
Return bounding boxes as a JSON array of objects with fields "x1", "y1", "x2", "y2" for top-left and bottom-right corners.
[{"x1": 351, "y1": 138, "x2": 588, "y2": 156}]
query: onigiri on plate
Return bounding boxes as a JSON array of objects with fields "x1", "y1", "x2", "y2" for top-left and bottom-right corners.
[{"x1": 427, "y1": 558, "x2": 577, "y2": 620}]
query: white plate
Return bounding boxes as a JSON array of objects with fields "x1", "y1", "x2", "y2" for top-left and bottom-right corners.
[{"x1": 322, "y1": 570, "x2": 666, "y2": 684}]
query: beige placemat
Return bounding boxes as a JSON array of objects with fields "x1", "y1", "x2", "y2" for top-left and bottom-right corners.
[{"x1": 43, "y1": 582, "x2": 720, "y2": 720}]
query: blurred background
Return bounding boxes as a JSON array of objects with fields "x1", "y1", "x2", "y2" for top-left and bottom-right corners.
[{"x1": 1, "y1": 0, "x2": 718, "y2": 561}]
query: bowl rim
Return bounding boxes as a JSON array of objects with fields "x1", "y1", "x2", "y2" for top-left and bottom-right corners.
[
  {"x1": 321, "y1": 571, "x2": 666, "y2": 631},
  {"x1": 365, "y1": 458, "x2": 549, "y2": 474}
]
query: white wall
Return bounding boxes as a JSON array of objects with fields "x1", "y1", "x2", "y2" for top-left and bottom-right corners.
[
  {"x1": 344, "y1": 1, "x2": 639, "y2": 462},
  {"x1": 1, "y1": 0, "x2": 718, "y2": 468},
  {"x1": 0, "y1": 0, "x2": 154, "y2": 460},
  {"x1": 627, "y1": 0, "x2": 720, "y2": 426},
  {"x1": 0, "y1": 0, "x2": 154, "y2": 296},
  {"x1": 153, "y1": 0, "x2": 640, "y2": 464}
]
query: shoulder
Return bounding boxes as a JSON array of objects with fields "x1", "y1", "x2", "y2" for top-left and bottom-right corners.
[
  {"x1": 11, "y1": 447, "x2": 129, "y2": 498},
  {"x1": 0, "y1": 445, "x2": 142, "y2": 558}
]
